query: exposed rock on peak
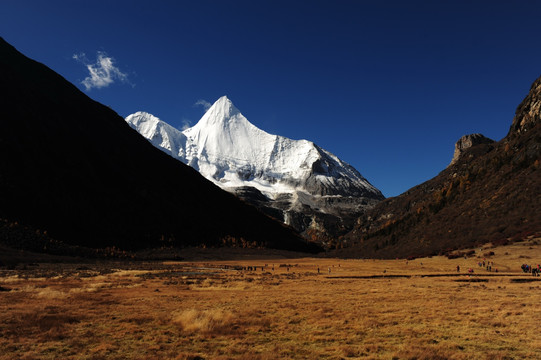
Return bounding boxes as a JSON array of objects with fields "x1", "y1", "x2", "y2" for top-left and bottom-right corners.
[
  {"x1": 449, "y1": 133, "x2": 495, "y2": 166},
  {"x1": 510, "y1": 75, "x2": 541, "y2": 136}
]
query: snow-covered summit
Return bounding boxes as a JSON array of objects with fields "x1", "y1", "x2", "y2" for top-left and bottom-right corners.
[
  {"x1": 182, "y1": 96, "x2": 284, "y2": 182},
  {"x1": 189, "y1": 95, "x2": 248, "y2": 128},
  {"x1": 125, "y1": 111, "x2": 187, "y2": 161},
  {"x1": 127, "y1": 96, "x2": 381, "y2": 199},
  {"x1": 126, "y1": 96, "x2": 384, "y2": 240}
]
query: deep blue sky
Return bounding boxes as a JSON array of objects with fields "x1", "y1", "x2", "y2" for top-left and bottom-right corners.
[{"x1": 2, "y1": 1, "x2": 541, "y2": 197}]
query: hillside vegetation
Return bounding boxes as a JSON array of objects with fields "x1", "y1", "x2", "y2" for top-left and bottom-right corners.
[{"x1": 341, "y1": 75, "x2": 541, "y2": 258}]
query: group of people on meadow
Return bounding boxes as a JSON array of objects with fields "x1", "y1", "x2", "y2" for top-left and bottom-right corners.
[
  {"x1": 477, "y1": 259, "x2": 495, "y2": 272},
  {"x1": 461, "y1": 259, "x2": 498, "y2": 273},
  {"x1": 459, "y1": 261, "x2": 541, "y2": 276},
  {"x1": 521, "y1": 263, "x2": 541, "y2": 276}
]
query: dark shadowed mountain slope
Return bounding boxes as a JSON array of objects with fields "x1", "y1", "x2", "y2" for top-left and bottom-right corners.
[
  {"x1": 0, "y1": 37, "x2": 319, "y2": 253},
  {"x1": 339, "y1": 75, "x2": 541, "y2": 258}
]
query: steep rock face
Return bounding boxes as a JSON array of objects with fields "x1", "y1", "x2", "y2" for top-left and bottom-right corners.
[
  {"x1": 510, "y1": 76, "x2": 541, "y2": 136},
  {"x1": 0, "y1": 37, "x2": 319, "y2": 254},
  {"x1": 127, "y1": 96, "x2": 384, "y2": 243},
  {"x1": 449, "y1": 133, "x2": 495, "y2": 166},
  {"x1": 339, "y1": 75, "x2": 541, "y2": 258}
]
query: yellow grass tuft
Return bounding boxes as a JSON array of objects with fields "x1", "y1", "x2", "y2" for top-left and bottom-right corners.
[
  {"x1": 172, "y1": 308, "x2": 236, "y2": 334},
  {"x1": 36, "y1": 287, "x2": 68, "y2": 299}
]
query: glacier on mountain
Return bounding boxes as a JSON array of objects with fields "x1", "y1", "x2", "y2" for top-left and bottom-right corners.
[{"x1": 126, "y1": 96, "x2": 384, "y2": 241}]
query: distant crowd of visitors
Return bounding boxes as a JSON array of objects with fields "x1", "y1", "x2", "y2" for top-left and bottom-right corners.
[
  {"x1": 477, "y1": 259, "x2": 495, "y2": 272},
  {"x1": 461, "y1": 259, "x2": 498, "y2": 274},
  {"x1": 521, "y1": 263, "x2": 541, "y2": 276},
  {"x1": 458, "y1": 259, "x2": 541, "y2": 276}
]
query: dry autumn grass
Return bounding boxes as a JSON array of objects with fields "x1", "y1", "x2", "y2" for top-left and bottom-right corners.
[{"x1": 1, "y1": 239, "x2": 541, "y2": 359}]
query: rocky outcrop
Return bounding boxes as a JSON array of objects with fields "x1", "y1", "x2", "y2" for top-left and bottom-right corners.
[
  {"x1": 449, "y1": 133, "x2": 495, "y2": 166},
  {"x1": 510, "y1": 75, "x2": 541, "y2": 136}
]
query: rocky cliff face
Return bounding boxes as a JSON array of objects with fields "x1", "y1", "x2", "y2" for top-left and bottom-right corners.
[
  {"x1": 338, "y1": 75, "x2": 541, "y2": 259},
  {"x1": 449, "y1": 134, "x2": 495, "y2": 166},
  {"x1": 510, "y1": 76, "x2": 541, "y2": 136}
]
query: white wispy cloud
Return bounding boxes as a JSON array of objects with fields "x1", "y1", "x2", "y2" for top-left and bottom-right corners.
[
  {"x1": 73, "y1": 51, "x2": 130, "y2": 91},
  {"x1": 180, "y1": 118, "x2": 192, "y2": 131},
  {"x1": 194, "y1": 99, "x2": 211, "y2": 111}
]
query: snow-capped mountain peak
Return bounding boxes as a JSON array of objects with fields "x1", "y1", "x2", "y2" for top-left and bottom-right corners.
[
  {"x1": 188, "y1": 96, "x2": 264, "y2": 143},
  {"x1": 126, "y1": 97, "x2": 384, "y2": 239},
  {"x1": 125, "y1": 111, "x2": 186, "y2": 160},
  {"x1": 127, "y1": 96, "x2": 382, "y2": 198},
  {"x1": 194, "y1": 95, "x2": 243, "y2": 127},
  {"x1": 183, "y1": 96, "x2": 275, "y2": 174}
]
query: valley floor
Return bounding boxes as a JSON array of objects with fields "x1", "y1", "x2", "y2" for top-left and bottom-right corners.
[{"x1": 1, "y1": 241, "x2": 540, "y2": 359}]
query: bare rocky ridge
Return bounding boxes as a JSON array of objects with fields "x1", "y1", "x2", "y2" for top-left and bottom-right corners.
[
  {"x1": 449, "y1": 133, "x2": 495, "y2": 166},
  {"x1": 510, "y1": 75, "x2": 541, "y2": 136}
]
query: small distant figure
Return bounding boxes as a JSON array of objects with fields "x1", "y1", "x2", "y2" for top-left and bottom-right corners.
[
  {"x1": 328, "y1": 267, "x2": 331, "y2": 274},
  {"x1": 317, "y1": 266, "x2": 320, "y2": 274},
  {"x1": 456, "y1": 265, "x2": 460, "y2": 272}
]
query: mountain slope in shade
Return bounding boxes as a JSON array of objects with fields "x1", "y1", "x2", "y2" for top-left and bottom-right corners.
[
  {"x1": 339, "y1": 75, "x2": 541, "y2": 258},
  {"x1": 0, "y1": 37, "x2": 319, "y2": 253},
  {"x1": 126, "y1": 97, "x2": 384, "y2": 243}
]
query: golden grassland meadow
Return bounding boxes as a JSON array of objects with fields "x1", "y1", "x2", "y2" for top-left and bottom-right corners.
[{"x1": 1, "y1": 239, "x2": 541, "y2": 359}]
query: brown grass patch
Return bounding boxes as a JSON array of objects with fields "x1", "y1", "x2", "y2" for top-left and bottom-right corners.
[
  {"x1": 4, "y1": 311, "x2": 81, "y2": 341},
  {"x1": 171, "y1": 307, "x2": 268, "y2": 336}
]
